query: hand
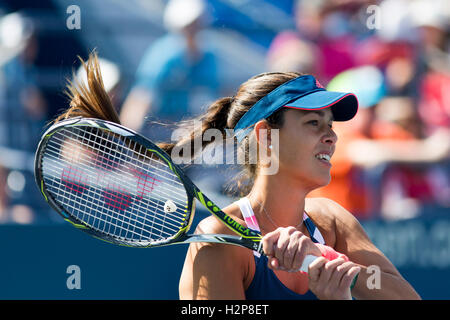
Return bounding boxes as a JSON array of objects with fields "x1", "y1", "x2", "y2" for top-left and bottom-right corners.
[
  {"x1": 308, "y1": 257, "x2": 361, "y2": 300},
  {"x1": 261, "y1": 226, "x2": 322, "y2": 272}
]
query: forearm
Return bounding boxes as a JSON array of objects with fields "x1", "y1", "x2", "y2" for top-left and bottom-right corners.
[{"x1": 351, "y1": 265, "x2": 421, "y2": 300}]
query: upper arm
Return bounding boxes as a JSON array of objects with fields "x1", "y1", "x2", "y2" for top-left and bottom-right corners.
[
  {"x1": 178, "y1": 217, "x2": 250, "y2": 300},
  {"x1": 179, "y1": 242, "x2": 247, "y2": 299},
  {"x1": 324, "y1": 198, "x2": 400, "y2": 275}
]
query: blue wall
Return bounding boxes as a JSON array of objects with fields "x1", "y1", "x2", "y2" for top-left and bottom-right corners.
[
  {"x1": 0, "y1": 224, "x2": 187, "y2": 299},
  {"x1": 0, "y1": 212, "x2": 449, "y2": 299}
]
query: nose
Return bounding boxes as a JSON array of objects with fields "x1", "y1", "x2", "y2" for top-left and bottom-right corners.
[{"x1": 322, "y1": 128, "x2": 337, "y2": 145}]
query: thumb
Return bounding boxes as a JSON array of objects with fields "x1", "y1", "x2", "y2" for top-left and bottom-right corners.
[{"x1": 267, "y1": 256, "x2": 279, "y2": 270}]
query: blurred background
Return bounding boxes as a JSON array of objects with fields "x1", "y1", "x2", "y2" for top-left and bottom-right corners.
[{"x1": 0, "y1": 0, "x2": 448, "y2": 299}]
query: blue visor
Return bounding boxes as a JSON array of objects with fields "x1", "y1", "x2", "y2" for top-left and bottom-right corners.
[{"x1": 233, "y1": 75, "x2": 358, "y2": 142}]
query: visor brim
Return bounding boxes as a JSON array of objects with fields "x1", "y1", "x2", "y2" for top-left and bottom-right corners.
[{"x1": 284, "y1": 91, "x2": 358, "y2": 121}]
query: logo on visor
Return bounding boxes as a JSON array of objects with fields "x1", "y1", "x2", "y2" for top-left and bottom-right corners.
[{"x1": 315, "y1": 79, "x2": 324, "y2": 89}]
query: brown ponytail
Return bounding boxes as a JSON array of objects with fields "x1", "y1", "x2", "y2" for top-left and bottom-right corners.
[
  {"x1": 164, "y1": 96, "x2": 234, "y2": 158},
  {"x1": 55, "y1": 52, "x2": 120, "y2": 124}
]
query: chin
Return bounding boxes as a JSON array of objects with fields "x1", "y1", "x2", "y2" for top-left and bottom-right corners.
[
  {"x1": 313, "y1": 174, "x2": 332, "y2": 189},
  {"x1": 299, "y1": 173, "x2": 331, "y2": 191}
]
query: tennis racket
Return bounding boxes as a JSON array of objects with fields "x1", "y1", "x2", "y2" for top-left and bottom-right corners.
[{"x1": 34, "y1": 117, "x2": 317, "y2": 272}]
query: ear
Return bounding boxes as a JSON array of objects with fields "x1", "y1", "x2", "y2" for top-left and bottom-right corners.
[{"x1": 253, "y1": 120, "x2": 272, "y2": 150}]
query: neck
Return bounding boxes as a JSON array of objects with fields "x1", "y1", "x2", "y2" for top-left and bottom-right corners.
[
  {"x1": 185, "y1": 32, "x2": 199, "y2": 60},
  {"x1": 248, "y1": 172, "x2": 311, "y2": 231}
]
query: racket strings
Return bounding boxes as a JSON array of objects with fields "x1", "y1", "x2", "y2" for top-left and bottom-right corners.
[
  {"x1": 41, "y1": 126, "x2": 190, "y2": 243},
  {"x1": 45, "y1": 139, "x2": 185, "y2": 241},
  {"x1": 52, "y1": 127, "x2": 187, "y2": 205},
  {"x1": 44, "y1": 163, "x2": 180, "y2": 242},
  {"x1": 43, "y1": 153, "x2": 185, "y2": 237},
  {"x1": 43, "y1": 186, "x2": 179, "y2": 239},
  {"x1": 44, "y1": 170, "x2": 183, "y2": 232},
  {"x1": 44, "y1": 141, "x2": 187, "y2": 210},
  {"x1": 58, "y1": 127, "x2": 184, "y2": 185},
  {"x1": 44, "y1": 137, "x2": 187, "y2": 220}
]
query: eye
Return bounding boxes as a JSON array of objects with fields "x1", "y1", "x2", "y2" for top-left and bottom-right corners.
[{"x1": 308, "y1": 120, "x2": 319, "y2": 126}]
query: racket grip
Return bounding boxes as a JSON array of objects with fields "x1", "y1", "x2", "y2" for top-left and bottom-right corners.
[{"x1": 299, "y1": 254, "x2": 319, "y2": 273}]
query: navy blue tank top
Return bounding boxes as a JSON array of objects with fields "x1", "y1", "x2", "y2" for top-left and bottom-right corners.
[{"x1": 235, "y1": 198, "x2": 325, "y2": 300}]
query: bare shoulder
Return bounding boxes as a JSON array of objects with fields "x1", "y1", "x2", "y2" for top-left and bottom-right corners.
[
  {"x1": 306, "y1": 197, "x2": 361, "y2": 226},
  {"x1": 191, "y1": 202, "x2": 253, "y2": 274},
  {"x1": 195, "y1": 202, "x2": 245, "y2": 235}
]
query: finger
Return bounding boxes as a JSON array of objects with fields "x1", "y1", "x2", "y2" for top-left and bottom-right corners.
[
  {"x1": 267, "y1": 257, "x2": 290, "y2": 271},
  {"x1": 283, "y1": 231, "x2": 303, "y2": 270},
  {"x1": 273, "y1": 227, "x2": 296, "y2": 265},
  {"x1": 340, "y1": 266, "x2": 361, "y2": 290},
  {"x1": 316, "y1": 258, "x2": 346, "y2": 289},
  {"x1": 308, "y1": 257, "x2": 327, "y2": 282},
  {"x1": 328, "y1": 260, "x2": 354, "y2": 289},
  {"x1": 290, "y1": 235, "x2": 311, "y2": 271},
  {"x1": 261, "y1": 229, "x2": 281, "y2": 257},
  {"x1": 267, "y1": 256, "x2": 278, "y2": 270}
]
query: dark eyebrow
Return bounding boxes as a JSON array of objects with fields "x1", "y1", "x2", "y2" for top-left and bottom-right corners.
[{"x1": 305, "y1": 110, "x2": 334, "y2": 122}]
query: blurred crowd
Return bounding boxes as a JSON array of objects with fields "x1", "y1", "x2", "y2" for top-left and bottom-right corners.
[{"x1": 0, "y1": 0, "x2": 448, "y2": 223}]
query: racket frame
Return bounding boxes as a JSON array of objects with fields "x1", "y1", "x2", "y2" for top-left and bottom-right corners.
[{"x1": 35, "y1": 117, "x2": 263, "y2": 251}]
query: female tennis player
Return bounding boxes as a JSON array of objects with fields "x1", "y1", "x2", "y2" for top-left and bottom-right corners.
[
  {"x1": 60, "y1": 53, "x2": 419, "y2": 300},
  {"x1": 176, "y1": 72, "x2": 421, "y2": 300}
]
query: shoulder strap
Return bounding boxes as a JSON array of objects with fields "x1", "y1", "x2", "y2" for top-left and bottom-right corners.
[
  {"x1": 235, "y1": 197, "x2": 261, "y2": 257},
  {"x1": 235, "y1": 197, "x2": 261, "y2": 232},
  {"x1": 303, "y1": 212, "x2": 325, "y2": 244}
]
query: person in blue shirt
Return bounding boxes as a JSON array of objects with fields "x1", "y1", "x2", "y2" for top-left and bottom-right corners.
[{"x1": 120, "y1": 0, "x2": 219, "y2": 142}]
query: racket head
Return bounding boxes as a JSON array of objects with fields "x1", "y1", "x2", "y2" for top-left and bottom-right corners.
[{"x1": 35, "y1": 117, "x2": 196, "y2": 247}]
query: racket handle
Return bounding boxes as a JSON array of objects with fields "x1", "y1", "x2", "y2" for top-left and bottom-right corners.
[{"x1": 299, "y1": 254, "x2": 319, "y2": 273}]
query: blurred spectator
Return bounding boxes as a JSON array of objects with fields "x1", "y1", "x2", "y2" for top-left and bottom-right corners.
[
  {"x1": 267, "y1": 0, "x2": 376, "y2": 81},
  {"x1": 347, "y1": 99, "x2": 449, "y2": 220},
  {"x1": 410, "y1": 0, "x2": 450, "y2": 136},
  {"x1": 0, "y1": 12, "x2": 46, "y2": 151},
  {"x1": 0, "y1": 11, "x2": 49, "y2": 223},
  {"x1": 266, "y1": 31, "x2": 320, "y2": 74},
  {"x1": 410, "y1": 0, "x2": 450, "y2": 74},
  {"x1": 369, "y1": 96, "x2": 450, "y2": 219},
  {"x1": 418, "y1": 72, "x2": 450, "y2": 134},
  {"x1": 120, "y1": 0, "x2": 220, "y2": 142},
  {"x1": 356, "y1": 36, "x2": 420, "y2": 98}
]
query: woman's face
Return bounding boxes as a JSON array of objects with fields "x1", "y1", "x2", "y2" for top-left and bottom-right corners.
[{"x1": 275, "y1": 108, "x2": 337, "y2": 188}]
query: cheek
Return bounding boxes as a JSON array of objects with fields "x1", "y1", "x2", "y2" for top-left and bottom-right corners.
[
  {"x1": 276, "y1": 124, "x2": 319, "y2": 172},
  {"x1": 278, "y1": 140, "x2": 311, "y2": 168}
]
